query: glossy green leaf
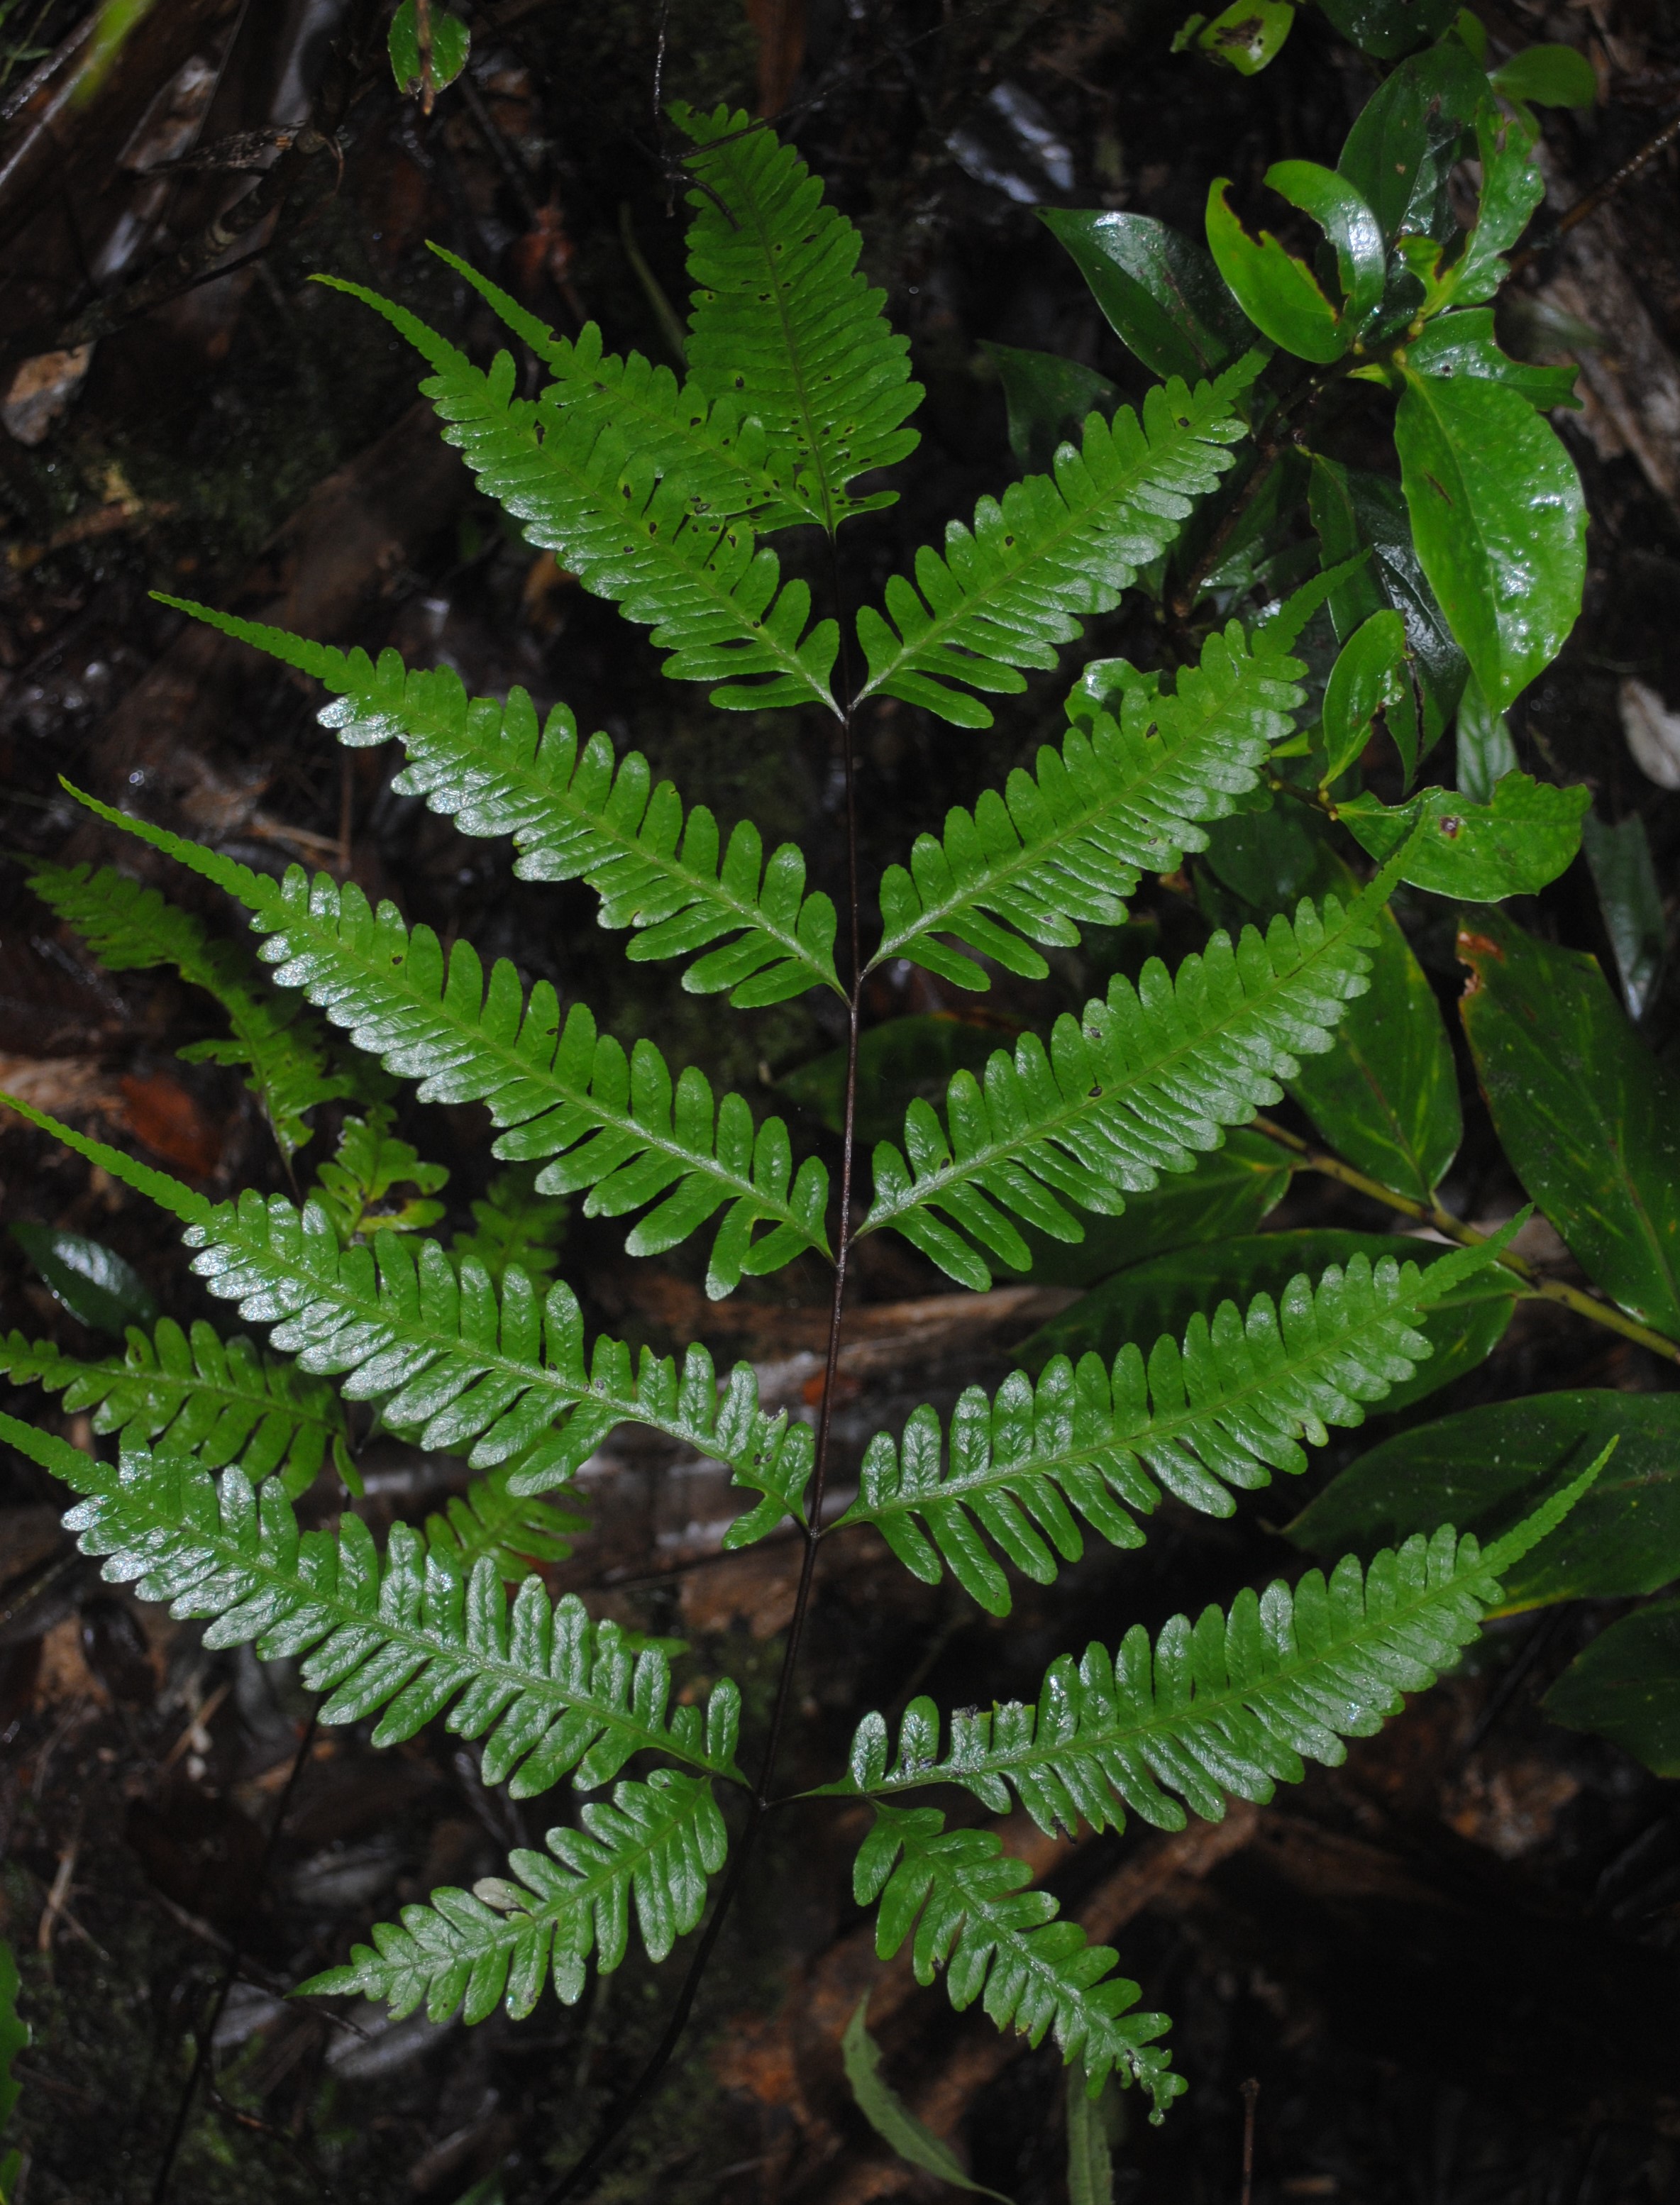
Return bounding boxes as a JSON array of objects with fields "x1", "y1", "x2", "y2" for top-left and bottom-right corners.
[
  {"x1": 1339, "y1": 774, "x2": 1588, "y2": 898},
  {"x1": 1313, "y1": 0, "x2": 1457, "y2": 60},
  {"x1": 1309, "y1": 458, "x2": 1466, "y2": 751},
  {"x1": 1290, "y1": 1391, "x2": 1680, "y2": 1612},
  {"x1": 1199, "y1": 792, "x2": 1327, "y2": 908},
  {"x1": 1205, "y1": 181, "x2": 1344, "y2": 363},
  {"x1": 10, "y1": 1223, "x2": 158, "y2": 1337},
  {"x1": 1322, "y1": 610, "x2": 1408, "y2": 781},
  {"x1": 389, "y1": 0, "x2": 470, "y2": 96},
  {"x1": 1545, "y1": 1603, "x2": 1680, "y2": 1774},
  {"x1": 1395, "y1": 368, "x2": 1586, "y2": 712},
  {"x1": 1337, "y1": 39, "x2": 1486, "y2": 245},
  {"x1": 999, "y1": 1129, "x2": 1291, "y2": 1289},
  {"x1": 1493, "y1": 43, "x2": 1596, "y2": 110},
  {"x1": 1581, "y1": 811, "x2": 1666, "y2": 1024},
  {"x1": 1067, "y1": 2077, "x2": 1117, "y2": 2205},
  {"x1": 1192, "y1": 0, "x2": 1295, "y2": 74},
  {"x1": 1457, "y1": 910, "x2": 1680, "y2": 1335},
  {"x1": 1451, "y1": 103, "x2": 1547, "y2": 307},
  {"x1": 780, "y1": 1017, "x2": 1002, "y2": 1150},
  {"x1": 1039, "y1": 211, "x2": 1252, "y2": 383},
  {"x1": 983, "y1": 343, "x2": 1118, "y2": 475},
  {"x1": 842, "y1": 1996, "x2": 1015, "y2": 2202},
  {"x1": 1264, "y1": 161, "x2": 1386, "y2": 326},
  {"x1": 1454, "y1": 670, "x2": 1517, "y2": 805},
  {"x1": 1405, "y1": 310, "x2": 1579, "y2": 412},
  {"x1": 1015, "y1": 1230, "x2": 1512, "y2": 1415}
]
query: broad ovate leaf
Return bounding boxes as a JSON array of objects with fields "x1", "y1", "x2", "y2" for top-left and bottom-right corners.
[
  {"x1": 1040, "y1": 211, "x2": 1251, "y2": 382},
  {"x1": 1339, "y1": 774, "x2": 1588, "y2": 899},
  {"x1": 1205, "y1": 180, "x2": 1343, "y2": 363}
]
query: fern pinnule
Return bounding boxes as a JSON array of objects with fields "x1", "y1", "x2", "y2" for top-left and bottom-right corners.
[
  {"x1": 871, "y1": 622, "x2": 1306, "y2": 988},
  {"x1": 854, "y1": 358, "x2": 1261, "y2": 728},
  {"x1": 425, "y1": 1461, "x2": 589, "y2": 1582},
  {"x1": 0, "y1": 1315, "x2": 350, "y2": 1501},
  {"x1": 67, "y1": 792, "x2": 830, "y2": 1297},
  {"x1": 675, "y1": 104, "x2": 923, "y2": 533},
  {"x1": 853, "y1": 1805, "x2": 1181, "y2": 2113},
  {"x1": 311, "y1": 280, "x2": 839, "y2": 711},
  {"x1": 138, "y1": 620, "x2": 841, "y2": 1007},
  {"x1": 837, "y1": 1234, "x2": 1512, "y2": 1613},
  {"x1": 840, "y1": 1461, "x2": 1604, "y2": 1835},
  {"x1": 0, "y1": 1411, "x2": 745, "y2": 1796},
  {"x1": 862, "y1": 866, "x2": 1403, "y2": 1291},
  {"x1": 306, "y1": 1769, "x2": 729, "y2": 2024}
]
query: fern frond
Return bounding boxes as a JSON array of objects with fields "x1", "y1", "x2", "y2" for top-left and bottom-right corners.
[
  {"x1": 426, "y1": 1462, "x2": 589, "y2": 1582},
  {"x1": 312, "y1": 282, "x2": 838, "y2": 712},
  {"x1": 29, "y1": 861, "x2": 352, "y2": 1158},
  {"x1": 854, "y1": 360, "x2": 1259, "y2": 728},
  {"x1": 675, "y1": 104, "x2": 922, "y2": 533},
  {"x1": 837, "y1": 1237, "x2": 1509, "y2": 1615},
  {"x1": 0, "y1": 1315, "x2": 350, "y2": 1502},
  {"x1": 840, "y1": 1468, "x2": 1599, "y2": 1835},
  {"x1": 0, "y1": 1411, "x2": 744, "y2": 1795},
  {"x1": 140, "y1": 619, "x2": 841, "y2": 1006},
  {"x1": 871, "y1": 625, "x2": 1304, "y2": 989},
  {"x1": 303, "y1": 1768, "x2": 727, "y2": 2023},
  {"x1": 68, "y1": 795, "x2": 831, "y2": 1298},
  {"x1": 0, "y1": 1104, "x2": 816, "y2": 1537},
  {"x1": 861, "y1": 871, "x2": 1397, "y2": 1292},
  {"x1": 452, "y1": 1168, "x2": 568, "y2": 1292},
  {"x1": 431, "y1": 244, "x2": 817, "y2": 533},
  {"x1": 853, "y1": 1806, "x2": 1181, "y2": 2115}
]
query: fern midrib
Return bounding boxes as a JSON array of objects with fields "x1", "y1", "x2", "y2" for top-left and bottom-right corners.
[
  {"x1": 859, "y1": 892, "x2": 1373, "y2": 1235},
  {"x1": 253, "y1": 885, "x2": 825, "y2": 1251},
  {"x1": 838, "y1": 1266, "x2": 1437, "y2": 1536},
  {"x1": 551, "y1": 358, "x2": 803, "y2": 531},
  {"x1": 868, "y1": 1548, "x2": 1491, "y2": 1808},
  {"x1": 866, "y1": 661, "x2": 1273, "y2": 968},
  {"x1": 87, "y1": 1454, "x2": 731, "y2": 1778},
  {"x1": 204, "y1": 1207, "x2": 762, "y2": 1474},
  {"x1": 855, "y1": 390, "x2": 1230, "y2": 699}
]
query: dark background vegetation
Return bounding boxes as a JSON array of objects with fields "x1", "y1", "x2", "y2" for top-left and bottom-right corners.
[{"x1": 3, "y1": 0, "x2": 1680, "y2": 2199}]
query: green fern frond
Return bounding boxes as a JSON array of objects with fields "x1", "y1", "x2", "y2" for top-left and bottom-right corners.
[
  {"x1": 837, "y1": 1237, "x2": 1510, "y2": 1615},
  {"x1": 871, "y1": 624, "x2": 1305, "y2": 989},
  {"x1": 853, "y1": 1805, "x2": 1181, "y2": 2115},
  {"x1": 313, "y1": 1106, "x2": 449, "y2": 1239},
  {"x1": 28, "y1": 861, "x2": 353, "y2": 1159},
  {"x1": 0, "y1": 1411, "x2": 744, "y2": 1796},
  {"x1": 431, "y1": 244, "x2": 816, "y2": 534},
  {"x1": 840, "y1": 1466, "x2": 1600, "y2": 1835},
  {"x1": 303, "y1": 1768, "x2": 727, "y2": 2023},
  {"x1": 452, "y1": 1167, "x2": 568, "y2": 1291},
  {"x1": 426, "y1": 1461, "x2": 589, "y2": 1581},
  {"x1": 854, "y1": 360, "x2": 1260, "y2": 729},
  {"x1": 138, "y1": 623, "x2": 841, "y2": 1007},
  {"x1": 0, "y1": 1102, "x2": 814, "y2": 1535},
  {"x1": 0, "y1": 1315, "x2": 350, "y2": 1502},
  {"x1": 861, "y1": 869, "x2": 1397, "y2": 1291},
  {"x1": 675, "y1": 104, "x2": 922, "y2": 533},
  {"x1": 311, "y1": 280, "x2": 838, "y2": 713},
  {"x1": 67, "y1": 794, "x2": 830, "y2": 1297}
]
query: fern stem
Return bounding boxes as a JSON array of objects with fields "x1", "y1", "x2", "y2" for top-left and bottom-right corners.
[{"x1": 1251, "y1": 1115, "x2": 1680, "y2": 1365}]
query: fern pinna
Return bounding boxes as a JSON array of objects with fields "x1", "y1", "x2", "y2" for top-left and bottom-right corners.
[{"x1": 2, "y1": 77, "x2": 1597, "y2": 2181}]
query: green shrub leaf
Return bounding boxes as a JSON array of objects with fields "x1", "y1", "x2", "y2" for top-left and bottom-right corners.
[
  {"x1": 1039, "y1": 210, "x2": 1251, "y2": 382},
  {"x1": 1544, "y1": 1603, "x2": 1680, "y2": 1775},
  {"x1": 841, "y1": 1996, "x2": 1016, "y2": 2201},
  {"x1": 1204, "y1": 181, "x2": 1343, "y2": 362},
  {"x1": 1339, "y1": 775, "x2": 1588, "y2": 899}
]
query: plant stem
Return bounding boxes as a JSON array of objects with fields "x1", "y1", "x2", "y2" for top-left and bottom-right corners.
[
  {"x1": 541, "y1": 553, "x2": 866, "y2": 2205},
  {"x1": 1250, "y1": 1115, "x2": 1680, "y2": 1365}
]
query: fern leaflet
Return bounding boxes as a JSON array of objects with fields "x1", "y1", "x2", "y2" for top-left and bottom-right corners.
[
  {"x1": 0, "y1": 1102, "x2": 815, "y2": 1532},
  {"x1": 862, "y1": 866, "x2": 1401, "y2": 1291},
  {"x1": 855, "y1": 360, "x2": 1260, "y2": 728},
  {"x1": 872, "y1": 625, "x2": 1304, "y2": 988},
  {"x1": 0, "y1": 1315, "x2": 350, "y2": 1502},
  {"x1": 142, "y1": 618, "x2": 841, "y2": 1006},
  {"x1": 305, "y1": 1768, "x2": 727, "y2": 2023},
  {"x1": 28, "y1": 860, "x2": 352, "y2": 1158},
  {"x1": 424, "y1": 1462, "x2": 590, "y2": 1583},
  {"x1": 854, "y1": 1806, "x2": 1181, "y2": 2114},
  {"x1": 70, "y1": 793, "x2": 830, "y2": 1296},
  {"x1": 452, "y1": 1168, "x2": 568, "y2": 1291},
  {"x1": 1, "y1": 1411, "x2": 744, "y2": 1795},
  {"x1": 837, "y1": 1237, "x2": 1513, "y2": 1615},
  {"x1": 839, "y1": 1467, "x2": 1600, "y2": 1834},
  {"x1": 314, "y1": 280, "x2": 838, "y2": 712},
  {"x1": 675, "y1": 104, "x2": 922, "y2": 533}
]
